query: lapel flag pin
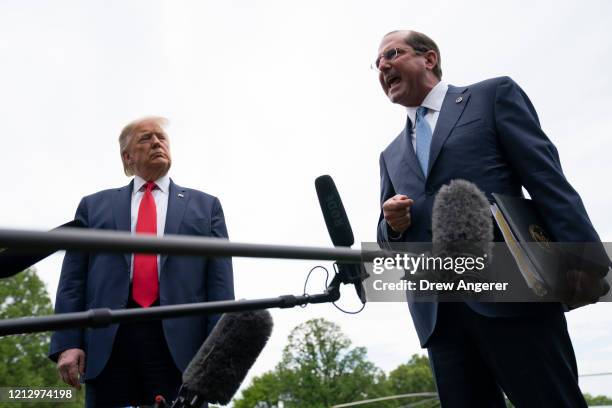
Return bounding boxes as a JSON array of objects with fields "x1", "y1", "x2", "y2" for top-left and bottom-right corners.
[
  {"x1": 455, "y1": 96, "x2": 463, "y2": 103},
  {"x1": 178, "y1": 193, "x2": 184, "y2": 198}
]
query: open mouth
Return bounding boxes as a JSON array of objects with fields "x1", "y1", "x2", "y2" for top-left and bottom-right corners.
[{"x1": 386, "y1": 75, "x2": 401, "y2": 88}]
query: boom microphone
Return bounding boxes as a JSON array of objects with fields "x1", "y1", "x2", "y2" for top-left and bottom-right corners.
[
  {"x1": 315, "y1": 175, "x2": 354, "y2": 247},
  {"x1": 0, "y1": 219, "x2": 85, "y2": 279},
  {"x1": 315, "y1": 175, "x2": 368, "y2": 303},
  {"x1": 171, "y1": 309, "x2": 273, "y2": 407},
  {"x1": 432, "y1": 179, "x2": 494, "y2": 252},
  {"x1": 430, "y1": 179, "x2": 494, "y2": 282}
]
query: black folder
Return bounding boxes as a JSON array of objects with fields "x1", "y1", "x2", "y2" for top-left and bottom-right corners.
[{"x1": 491, "y1": 193, "x2": 610, "y2": 306}]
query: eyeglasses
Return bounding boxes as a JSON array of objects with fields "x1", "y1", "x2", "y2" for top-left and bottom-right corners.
[{"x1": 371, "y1": 48, "x2": 410, "y2": 71}]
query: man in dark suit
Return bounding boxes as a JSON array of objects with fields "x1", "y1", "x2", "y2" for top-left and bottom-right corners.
[
  {"x1": 49, "y1": 116, "x2": 234, "y2": 407},
  {"x1": 375, "y1": 30, "x2": 606, "y2": 407}
]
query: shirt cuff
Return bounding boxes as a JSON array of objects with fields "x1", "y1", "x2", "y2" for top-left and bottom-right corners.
[{"x1": 387, "y1": 223, "x2": 405, "y2": 241}]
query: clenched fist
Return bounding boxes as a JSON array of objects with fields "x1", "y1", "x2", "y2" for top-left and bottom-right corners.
[{"x1": 383, "y1": 194, "x2": 414, "y2": 235}]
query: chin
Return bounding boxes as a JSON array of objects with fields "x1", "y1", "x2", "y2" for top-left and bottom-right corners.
[
  {"x1": 387, "y1": 89, "x2": 403, "y2": 103},
  {"x1": 389, "y1": 94, "x2": 405, "y2": 105},
  {"x1": 149, "y1": 161, "x2": 170, "y2": 175},
  {"x1": 151, "y1": 158, "x2": 169, "y2": 166}
]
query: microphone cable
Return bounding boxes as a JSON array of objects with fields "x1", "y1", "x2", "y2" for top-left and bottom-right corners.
[{"x1": 301, "y1": 265, "x2": 366, "y2": 314}]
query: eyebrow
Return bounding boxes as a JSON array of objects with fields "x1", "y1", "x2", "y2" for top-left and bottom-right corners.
[{"x1": 137, "y1": 129, "x2": 166, "y2": 136}]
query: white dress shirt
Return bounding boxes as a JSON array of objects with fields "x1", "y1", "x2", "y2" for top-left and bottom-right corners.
[
  {"x1": 130, "y1": 174, "x2": 170, "y2": 279},
  {"x1": 405, "y1": 81, "x2": 449, "y2": 150},
  {"x1": 387, "y1": 81, "x2": 449, "y2": 240}
]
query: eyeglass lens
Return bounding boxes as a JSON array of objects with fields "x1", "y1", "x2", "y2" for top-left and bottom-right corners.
[{"x1": 375, "y1": 48, "x2": 400, "y2": 70}]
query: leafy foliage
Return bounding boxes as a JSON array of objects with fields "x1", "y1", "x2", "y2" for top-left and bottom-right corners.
[
  {"x1": 387, "y1": 354, "x2": 435, "y2": 394},
  {"x1": 0, "y1": 268, "x2": 85, "y2": 407},
  {"x1": 384, "y1": 354, "x2": 436, "y2": 406},
  {"x1": 233, "y1": 316, "x2": 612, "y2": 408},
  {"x1": 234, "y1": 318, "x2": 438, "y2": 408},
  {"x1": 234, "y1": 318, "x2": 391, "y2": 408},
  {"x1": 583, "y1": 393, "x2": 612, "y2": 405}
]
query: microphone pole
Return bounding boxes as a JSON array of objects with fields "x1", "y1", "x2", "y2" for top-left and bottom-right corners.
[
  {"x1": 0, "y1": 220, "x2": 85, "y2": 279},
  {"x1": 0, "y1": 289, "x2": 338, "y2": 337},
  {"x1": 0, "y1": 176, "x2": 395, "y2": 336},
  {"x1": 0, "y1": 224, "x2": 396, "y2": 336},
  {"x1": 0, "y1": 226, "x2": 386, "y2": 336},
  {"x1": 0, "y1": 227, "x2": 375, "y2": 264}
]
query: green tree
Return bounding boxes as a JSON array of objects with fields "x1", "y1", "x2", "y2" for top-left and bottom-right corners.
[
  {"x1": 583, "y1": 393, "x2": 612, "y2": 405},
  {"x1": 0, "y1": 268, "x2": 85, "y2": 407},
  {"x1": 234, "y1": 318, "x2": 392, "y2": 408},
  {"x1": 234, "y1": 317, "x2": 612, "y2": 407},
  {"x1": 384, "y1": 354, "x2": 436, "y2": 405}
]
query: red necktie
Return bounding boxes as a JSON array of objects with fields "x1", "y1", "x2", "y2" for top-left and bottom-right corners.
[{"x1": 132, "y1": 181, "x2": 159, "y2": 307}]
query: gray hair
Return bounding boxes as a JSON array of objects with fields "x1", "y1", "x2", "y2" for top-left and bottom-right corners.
[{"x1": 119, "y1": 116, "x2": 169, "y2": 176}]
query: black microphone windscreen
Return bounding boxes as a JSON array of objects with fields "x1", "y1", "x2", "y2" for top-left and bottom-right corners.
[
  {"x1": 432, "y1": 179, "x2": 493, "y2": 258},
  {"x1": 0, "y1": 219, "x2": 85, "y2": 279},
  {"x1": 182, "y1": 309, "x2": 273, "y2": 405},
  {"x1": 315, "y1": 175, "x2": 354, "y2": 247}
]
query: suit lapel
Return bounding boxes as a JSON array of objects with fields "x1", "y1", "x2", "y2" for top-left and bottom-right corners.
[
  {"x1": 113, "y1": 180, "x2": 133, "y2": 268},
  {"x1": 386, "y1": 119, "x2": 426, "y2": 186},
  {"x1": 427, "y1": 85, "x2": 470, "y2": 175},
  {"x1": 161, "y1": 179, "x2": 188, "y2": 272}
]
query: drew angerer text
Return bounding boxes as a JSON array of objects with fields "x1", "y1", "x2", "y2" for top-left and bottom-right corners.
[{"x1": 372, "y1": 279, "x2": 509, "y2": 293}]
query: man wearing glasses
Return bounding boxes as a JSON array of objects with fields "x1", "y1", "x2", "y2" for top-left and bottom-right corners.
[{"x1": 374, "y1": 30, "x2": 604, "y2": 407}]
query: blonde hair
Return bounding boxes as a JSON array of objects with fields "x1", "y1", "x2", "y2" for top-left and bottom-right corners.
[{"x1": 118, "y1": 116, "x2": 169, "y2": 176}]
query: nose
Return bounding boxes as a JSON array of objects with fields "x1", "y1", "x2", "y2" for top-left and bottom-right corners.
[
  {"x1": 150, "y1": 133, "x2": 162, "y2": 147},
  {"x1": 378, "y1": 58, "x2": 392, "y2": 72}
]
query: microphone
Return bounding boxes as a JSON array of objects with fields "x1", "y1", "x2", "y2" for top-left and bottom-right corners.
[
  {"x1": 0, "y1": 219, "x2": 85, "y2": 279},
  {"x1": 171, "y1": 309, "x2": 273, "y2": 407},
  {"x1": 430, "y1": 179, "x2": 494, "y2": 283},
  {"x1": 315, "y1": 175, "x2": 369, "y2": 303},
  {"x1": 315, "y1": 175, "x2": 354, "y2": 247}
]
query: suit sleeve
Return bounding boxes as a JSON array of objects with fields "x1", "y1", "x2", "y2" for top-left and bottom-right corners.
[
  {"x1": 204, "y1": 197, "x2": 235, "y2": 336},
  {"x1": 494, "y1": 77, "x2": 610, "y2": 271},
  {"x1": 377, "y1": 152, "x2": 404, "y2": 244},
  {"x1": 48, "y1": 198, "x2": 89, "y2": 362}
]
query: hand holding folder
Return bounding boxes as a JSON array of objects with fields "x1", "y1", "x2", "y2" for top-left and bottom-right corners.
[{"x1": 491, "y1": 193, "x2": 610, "y2": 309}]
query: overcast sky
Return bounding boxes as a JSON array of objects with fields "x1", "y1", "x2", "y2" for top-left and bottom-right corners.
[{"x1": 1, "y1": 0, "x2": 611, "y2": 400}]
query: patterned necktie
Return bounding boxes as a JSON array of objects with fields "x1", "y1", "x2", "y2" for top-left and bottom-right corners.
[
  {"x1": 415, "y1": 106, "x2": 433, "y2": 176},
  {"x1": 132, "y1": 181, "x2": 159, "y2": 307}
]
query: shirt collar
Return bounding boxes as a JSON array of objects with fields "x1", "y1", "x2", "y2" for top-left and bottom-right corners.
[
  {"x1": 405, "y1": 81, "x2": 448, "y2": 125},
  {"x1": 133, "y1": 174, "x2": 170, "y2": 195}
]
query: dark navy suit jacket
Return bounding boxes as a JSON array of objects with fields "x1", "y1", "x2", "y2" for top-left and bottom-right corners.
[
  {"x1": 49, "y1": 179, "x2": 235, "y2": 380},
  {"x1": 377, "y1": 76, "x2": 603, "y2": 346}
]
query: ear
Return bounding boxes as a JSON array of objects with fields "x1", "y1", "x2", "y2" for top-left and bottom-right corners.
[
  {"x1": 122, "y1": 150, "x2": 132, "y2": 165},
  {"x1": 423, "y1": 50, "x2": 438, "y2": 71}
]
